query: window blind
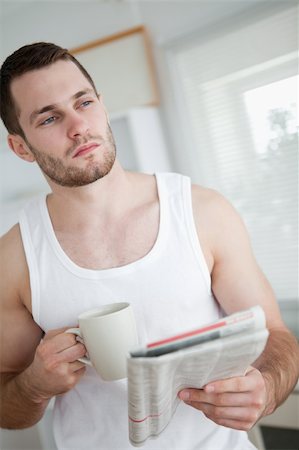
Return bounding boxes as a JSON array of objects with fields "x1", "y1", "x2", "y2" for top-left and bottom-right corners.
[{"x1": 168, "y1": 5, "x2": 298, "y2": 301}]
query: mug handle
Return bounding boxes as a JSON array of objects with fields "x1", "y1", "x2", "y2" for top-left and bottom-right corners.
[{"x1": 65, "y1": 328, "x2": 92, "y2": 366}]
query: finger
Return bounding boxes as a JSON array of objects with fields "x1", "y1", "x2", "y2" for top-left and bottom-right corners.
[
  {"x1": 207, "y1": 418, "x2": 253, "y2": 431},
  {"x1": 41, "y1": 331, "x2": 79, "y2": 353},
  {"x1": 181, "y1": 390, "x2": 253, "y2": 407},
  {"x1": 69, "y1": 361, "x2": 87, "y2": 373},
  {"x1": 43, "y1": 326, "x2": 78, "y2": 340},
  {"x1": 179, "y1": 389, "x2": 204, "y2": 402},
  {"x1": 188, "y1": 401, "x2": 259, "y2": 425},
  {"x1": 56, "y1": 342, "x2": 87, "y2": 363},
  {"x1": 204, "y1": 370, "x2": 258, "y2": 394}
]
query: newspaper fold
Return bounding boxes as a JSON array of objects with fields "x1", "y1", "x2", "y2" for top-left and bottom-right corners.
[{"x1": 127, "y1": 305, "x2": 269, "y2": 446}]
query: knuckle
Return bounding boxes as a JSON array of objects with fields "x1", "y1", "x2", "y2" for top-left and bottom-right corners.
[
  {"x1": 236, "y1": 378, "x2": 245, "y2": 391},
  {"x1": 216, "y1": 394, "x2": 226, "y2": 406},
  {"x1": 252, "y1": 410, "x2": 260, "y2": 423},
  {"x1": 213, "y1": 407, "x2": 223, "y2": 419},
  {"x1": 77, "y1": 366, "x2": 87, "y2": 376},
  {"x1": 66, "y1": 375, "x2": 76, "y2": 390},
  {"x1": 215, "y1": 418, "x2": 227, "y2": 427},
  {"x1": 256, "y1": 373, "x2": 264, "y2": 384},
  {"x1": 184, "y1": 391, "x2": 193, "y2": 401},
  {"x1": 250, "y1": 389, "x2": 265, "y2": 409},
  {"x1": 246, "y1": 410, "x2": 259, "y2": 425},
  {"x1": 69, "y1": 343, "x2": 85, "y2": 361},
  {"x1": 203, "y1": 410, "x2": 213, "y2": 421},
  {"x1": 44, "y1": 357, "x2": 60, "y2": 372},
  {"x1": 242, "y1": 422, "x2": 252, "y2": 431},
  {"x1": 66, "y1": 333, "x2": 77, "y2": 345},
  {"x1": 253, "y1": 395, "x2": 264, "y2": 409},
  {"x1": 77, "y1": 343, "x2": 87, "y2": 357},
  {"x1": 255, "y1": 378, "x2": 264, "y2": 392},
  {"x1": 36, "y1": 343, "x2": 48, "y2": 360}
]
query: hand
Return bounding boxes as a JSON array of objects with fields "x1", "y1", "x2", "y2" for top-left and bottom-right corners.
[
  {"x1": 178, "y1": 366, "x2": 268, "y2": 431},
  {"x1": 26, "y1": 327, "x2": 87, "y2": 402}
]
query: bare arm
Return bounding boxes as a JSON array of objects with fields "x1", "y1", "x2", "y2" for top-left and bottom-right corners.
[
  {"x1": 253, "y1": 326, "x2": 298, "y2": 415},
  {"x1": 0, "y1": 225, "x2": 86, "y2": 429},
  {"x1": 179, "y1": 186, "x2": 299, "y2": 430}
]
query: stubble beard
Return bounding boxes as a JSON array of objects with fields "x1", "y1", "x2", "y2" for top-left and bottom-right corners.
[{"x1": 26, "y1": 124, "x2": 117, "y2": 187}]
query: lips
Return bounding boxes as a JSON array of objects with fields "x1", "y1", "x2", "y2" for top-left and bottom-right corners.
[{"x1": 73, "y1": 143, "x2": 100, "y2": 158}]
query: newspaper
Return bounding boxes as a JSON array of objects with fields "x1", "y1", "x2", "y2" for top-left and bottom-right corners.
[{"x1": 127, "y1": 305, "x2": 269, "y2": 446}]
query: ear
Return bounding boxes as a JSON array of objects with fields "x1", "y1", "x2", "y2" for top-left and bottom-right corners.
[{"x1": 7, "y1": 134, "x2": 35, "y2": 163}]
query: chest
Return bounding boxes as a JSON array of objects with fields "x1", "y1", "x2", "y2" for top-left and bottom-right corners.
[{"x1": 55, "y1": 202, "x2": 160, "y2": 270}]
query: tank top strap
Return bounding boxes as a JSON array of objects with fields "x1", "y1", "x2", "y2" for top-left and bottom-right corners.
[{"x1": 155, "y1": 173, "x2": 211, "y2": 289}]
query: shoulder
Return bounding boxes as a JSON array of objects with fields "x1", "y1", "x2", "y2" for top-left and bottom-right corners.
[
  {"x1": 191, "y1": 183, "x2": 247, "y2": 227},
  {"x1": 191, "y1": 183, "x2": 239, "y2": 217},
  {"x1": 191, "y1": 184, "x2": 252, "y2": 262},
  {"x1": 1, "y1": 223, "x2": 25, "y2": 262},
  {"x1": 0, "y1": 223, "x2": 31, "y2": 310}
]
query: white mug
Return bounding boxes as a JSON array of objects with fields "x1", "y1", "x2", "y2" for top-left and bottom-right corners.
[{"x1": 66, "y1": 302, "x2": 138, "y2": 381}]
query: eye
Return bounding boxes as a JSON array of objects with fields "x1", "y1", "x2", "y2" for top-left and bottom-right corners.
[
  {"x1": 40, "y1": 116, "x2": 56, "y2": 126},
  {"x1": 80, "y1": 100, "x2": 92, "y2": 108}
]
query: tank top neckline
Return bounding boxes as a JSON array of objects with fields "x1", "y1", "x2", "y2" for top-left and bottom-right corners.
[{"x1": 38, "y1": 173, "x2": 168, "y2": 279}]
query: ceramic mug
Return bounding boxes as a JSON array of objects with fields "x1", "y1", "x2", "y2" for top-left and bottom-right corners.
[{"x1": 66, "y1": 302, "x2": 138, "y2": 381}]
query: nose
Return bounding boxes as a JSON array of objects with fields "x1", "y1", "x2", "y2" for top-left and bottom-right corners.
[{"x1": 67, "y1": 111, "x2": 89, "y2": 140}]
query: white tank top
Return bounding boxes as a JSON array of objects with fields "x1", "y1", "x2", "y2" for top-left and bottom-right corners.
[{"x1": 19, "y1": 173, "x2": 256, "y2": 450}]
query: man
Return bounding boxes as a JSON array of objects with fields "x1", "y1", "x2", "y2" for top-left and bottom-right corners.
[{"x1": 0, "y1": 42, "x2": 298, "y2": 450}]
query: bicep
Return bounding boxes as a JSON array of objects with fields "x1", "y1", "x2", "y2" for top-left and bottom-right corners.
[
  {"x1": 1, "y1": 300, "x2": 43, "y2": 373},
  {"x1": 211, "y1": 207, "x2": 284, "y2": 329},
  {"x1": 192, "y1": 186, "x2": 285, "y2": 330},
  {"x1": 0, "y1": 227, "x2": 43, "y2": 374}
]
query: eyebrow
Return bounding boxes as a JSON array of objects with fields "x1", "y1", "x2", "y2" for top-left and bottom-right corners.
[{"x1": 29, "y1": 89, "x2": 96, "y2": 125}]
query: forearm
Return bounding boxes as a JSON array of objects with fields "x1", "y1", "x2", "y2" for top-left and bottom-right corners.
[
  {"x1": 254, "y1": 327, "x2": 299, "y2": 416},
  {"x1": 0, "y1": 370, "x2": 50, "y2": 429}
]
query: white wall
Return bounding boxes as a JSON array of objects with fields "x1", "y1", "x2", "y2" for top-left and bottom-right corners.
[
  {"x1": 0, "y1": 0, "x2": 263, "y2": 235},
  {"x1": 0, "y1": 0, "x2": 262, "y2": 164}
]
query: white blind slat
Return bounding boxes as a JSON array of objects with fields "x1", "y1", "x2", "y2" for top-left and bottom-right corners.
[{"x1": 170, "y1": 5, "x2": 298, "y2": 301}]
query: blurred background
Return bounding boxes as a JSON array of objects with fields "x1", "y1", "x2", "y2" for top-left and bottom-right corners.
[{"x1": 0, "y1": 1, "x2": 298, "y2": 449}]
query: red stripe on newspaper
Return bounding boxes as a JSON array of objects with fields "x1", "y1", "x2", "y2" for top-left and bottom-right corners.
[
  {"x1": 147, "y1": 320, "x2": 226, "y2": 348},
  {"x1": 129, "y1": 413, "x2": 162, "y2": 423}
]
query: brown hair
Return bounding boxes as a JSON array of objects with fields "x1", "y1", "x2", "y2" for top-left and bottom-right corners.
[{"x1": 0, "y1": 42, "x2": 98, "y2": 139}]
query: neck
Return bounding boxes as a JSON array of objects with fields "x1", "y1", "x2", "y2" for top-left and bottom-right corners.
[{"x1": 46, "y1": 160, "x2": 134, "y2": 231}]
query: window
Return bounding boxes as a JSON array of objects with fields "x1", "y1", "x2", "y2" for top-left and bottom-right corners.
[{"x1": 168, "y1": 4, "x2": 298, "y2": 301}]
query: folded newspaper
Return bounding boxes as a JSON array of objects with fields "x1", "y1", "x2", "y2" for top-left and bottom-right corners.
[{"x1": 127, "y1": 305, "x2": 269, "y2": 446}]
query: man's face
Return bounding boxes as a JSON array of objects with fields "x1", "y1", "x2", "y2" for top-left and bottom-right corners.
[{"x1": 10, "y1": 59, "x2": 116, "y2": 187}]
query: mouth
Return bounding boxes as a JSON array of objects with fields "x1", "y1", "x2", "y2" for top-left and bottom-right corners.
[{"x1": 73, "y1": 143, "x2": 100, "y2": 158}]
